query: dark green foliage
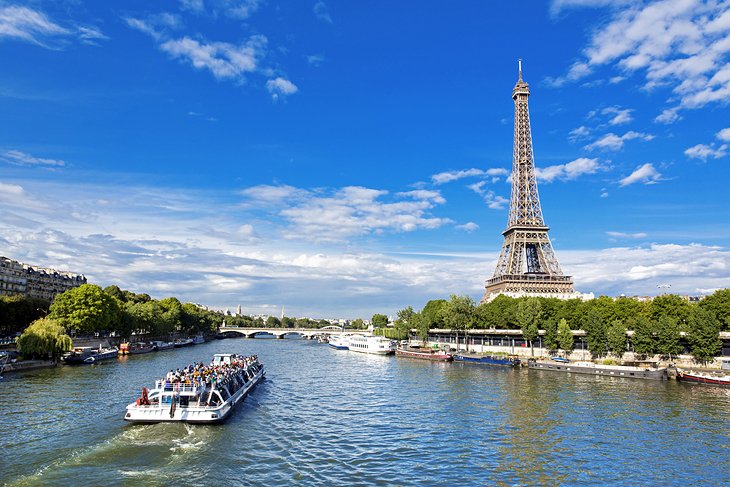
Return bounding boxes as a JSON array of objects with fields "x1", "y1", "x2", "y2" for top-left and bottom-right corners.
[
  {"x1": 699, "y1": 289, "x2": 730, "y2": 331},
  {"x1": 371, "y1": 314, "x2": 389, "y2": 328},
  {"x1": 266, "y1": 316, "x2": 281, "y2": 327},
  {"x1": 655, "y1": 315, "x2": 683, "y2": 358},
  {"x1": 581, "y1": 309, "x2": 607, "y2": 357},
  {"x1": 629, "y1": 315, "x2": 656, "y2": 355},
  {"x1": 475, "y1": 294, "x2": 517, "y2": 329},
  {"x1": 516, "y1": 298, "x2": 542, "y2": 355},
  {"x1": 543, "y1": 318, "x2": 558, "y2": 352},
  {"x1": 687, "y1": 307, "x2": 722, "y2": 362},
  {"x1": 49, "y1": 284, "x2": 121, "y2": 334},
  {"x1": 0, "y1": 295, "x2": 51, "y2": 337},
  {"x1": 606, "y1": 320, "x2": 628, "y2": 357},
  {"x1": 649, "y1": 294, "x2": 691, "y2": 326},
  {"x1": 421, "y1": 299, "x2": 447, "y2": 328},
  {"x1": 557, "y1": 318, "x2": 574, "y2": 353}
]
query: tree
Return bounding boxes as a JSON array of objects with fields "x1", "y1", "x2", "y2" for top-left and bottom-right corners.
[
  {"x1": 17, "y1": 318, "x2": 72, "y2": 360},
  {"x1": 371, "y1": 314, "x2": 389, "y2": 328},
  {"x1": 581, "y1": 309, "x2": 607, "y2": 357},
  {"x1": 49, "y1": 284, "x2": 121, "y2": 334},
  {"x1": 103, "y1": 285, "x2": 126, "y2": 302},
  {"x1": 515, "y1": 298, "x2": 542, "y2": 356},
  {"x1": 606, "y1": 319, "x2": 628, "y2": 358},
  {"x1": 266, "y1": 316, "x2": 281, "y2": 327},
  {"x1": 557, "y1": 318, "x2": 574, "y2": 354},
  {"x1": 443, "y1": 295, "x2": 476, "y2": 351},
  {"x1": 687, "y1": 306, "x2": 722, "y2": 363},
  {"x1": 629, "y1": 315, "x2": 656, "y2": 356},
  {"x1": 0, "y1": 295, "x2": 51, "y2": 337},
  {"x1": 421, "y1": 299, "x2": 447, "y2": 328},
  {"x1": 699, "y1": 289, "x2": 730, "y2": 331},
  {"x1": 655, "y1": 315, "x2": 683, "y2": 359},
  {"x1": 649, "y1": 294, "x2": 691, "y2": 326},
  {"x1": 281, "y1": 316, "x2": 296, "y2": 328},
  {"x1": 351, "y1": 318, "x2": 365, "y2": 329},
  {"x1": 393, "y1": 307, "x2": 415, "y2": 339},
  {"x1": 543, "y1": 318, "x2": 558, "y2": 352}
]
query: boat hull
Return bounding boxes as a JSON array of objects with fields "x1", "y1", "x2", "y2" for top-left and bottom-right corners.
[
  {"x1": 65, "y1": 349, "x2": 119, "y2": 365},
  {"x1": 395, "y1": 349, "x2": 453, "y2": 361},
  {"x1": 527, "y1": 360, "x2": 667, "y2": 380},
  {"x1": 677, "y1": 370, "x2": 730, "y2": 387},
  {"x1": 454, "y1": 354, "x2": 520, "y2": 367}
]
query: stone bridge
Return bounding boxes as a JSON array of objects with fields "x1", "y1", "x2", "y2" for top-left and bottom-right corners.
[{"x1": 219, "y1": 326, "x2": 370, "y2": 339}]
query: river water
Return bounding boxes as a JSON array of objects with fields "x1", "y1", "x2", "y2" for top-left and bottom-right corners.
[{"x1": 2, "y1": 337, "x2": 729, "y2": 486}]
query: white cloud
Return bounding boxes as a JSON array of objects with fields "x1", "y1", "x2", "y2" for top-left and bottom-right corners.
[
  {"x1": 655, "y1": 107, "x2": 681, "y2": 124},
  {"x1": 585, "y1": 131, "x2": 654, "y2": 151},
  {"x1": 1, "y1": 150, "x2": 66, "y2": 168},
  {"x1": 456, "y1": 222, "x2": 479, "y2": 232},
  {"x1": 602, "y1": 106, "x2": 633, "y2": 125},
  {"x1": 307, "y1": 54, "x2": 325, "y2": 66},
  {"x1": 314, "y1": 1, "x2": 333, "y2": 23},
  {"x1": 431, "y1": 167, "x2": 508, "y2": 185},
  {"x1": 606, "y1": 231, "x2": 648, "y2": 239},
  {"x1": 716, "y1": 127, "x2": 730, "y2": 141},
  {"x1": 550, "y1": 1, "x2": 730, "y2": 117},
  {"x1": 0, "y1": 6, "x2": 105, "y2": 48},
  {"x1": 619, "y1": 163, "x2": 662, "y2": 186},
  {"x1": 684, "y1": 143, "x2": 728, "y2": 160},
  {"x1": 467, "y1": 181, "x2": 509, "y2": 209},
  {"x1": 568, "y1": 125, "x2": 591, "y2": 142},
  {"x1": 160, "y1": 35, "x2": 265, "y2": 81},
  {"x1": 536, "y1": 157, "x2": 603, "y2": 182},
  {"x1": 239, "y1": 184, "x2": 308, "y2": 206},
  {"x1": 266, "y1": 77, "x2": 299, "y2": 100},
  {"x1": 226, "y1": 0, "x2": 262, "y2": 20},
  {"x1": 0, "y1": 181, "x2": 24, "y2": 196},
  {"x1": 397, "y1": 190, "x2": 446, "y2": 204}
]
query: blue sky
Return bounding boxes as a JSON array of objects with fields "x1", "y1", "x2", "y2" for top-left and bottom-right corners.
[{"x1": 1, "y1": 0, "x2": 730, "y2": 318}]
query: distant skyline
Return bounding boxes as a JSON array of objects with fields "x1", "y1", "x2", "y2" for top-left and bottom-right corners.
[{"x1": 2, "y1": 0, "x2": 730, "y2": 318}]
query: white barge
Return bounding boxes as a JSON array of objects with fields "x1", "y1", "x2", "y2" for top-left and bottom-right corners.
[
  {"x1": 348, "y1": 335, "x2": 396, "y2": 355},
  {"x1": 124, "y1": 353, "x2": 265, "y2": 424},
  {"x1": 527, "y1": 358, "x2": 667, "y2": 380}
]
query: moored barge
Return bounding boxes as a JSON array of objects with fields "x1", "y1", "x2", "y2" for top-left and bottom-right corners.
[
  {"x1": 527, "y1": 358, "x2": 667, "y2": 380},
  {"x1": 676, "y1": 368, "x2": 730, "y2": 387},
  {"x1": 395, "y1": 346, "x2": 453, "y2": 362},
  {"x1": 454, "y1": 353, "x2": 520, "y2": 367},
  {"x1": 124, "y1": 353, "x2": 265, "y2": 424}
]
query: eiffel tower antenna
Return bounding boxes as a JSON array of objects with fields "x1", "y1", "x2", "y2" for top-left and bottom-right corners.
[{"x1": 481, "y1": 60, "x2": 577, "y2": 303}]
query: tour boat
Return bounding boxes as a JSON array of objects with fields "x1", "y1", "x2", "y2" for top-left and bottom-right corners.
[
  {"x1": 395, "y1": 346, "x2": 453, "y2": 362},
  {"x1": 453, "y1": 353, "x2": 520, "y2": 367},
  {"x1": 676, "y1": 368, "x2": 730, "y2": 387},
  {"x1": 64, "y1": 346, "x2": 119, "y2": 365},
  {"x1": 347, "y1": 335, "x2": 396, "y2": 355},
  {"x1": 173, "y1": 338, "x2": 194, "y2": 348},
  {"x1": 124, "y1": 353, "x2": 265, "y2": 424},
  {"x1": 527, "y1": 359, "x2": 667, "y2": 380},
  {"x1": 328, "y1": 335, "x2": 350, "y2": 350}
]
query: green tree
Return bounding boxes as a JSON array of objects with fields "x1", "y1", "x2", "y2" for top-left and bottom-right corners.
[
  {"x1": 628, "y1": 315, "x2": 656, "y2": 356},
  {"x1": 557, "y1": 318, "x2": 574, "y2": 354},
  {"x1": 581, "y1": 309, "x2": 607, "y2": 357},
  {"x1": 266, "y1": 316, "x2": 281, "y2": 327},
  {"x1": 393, "y1": 307, "x2": 415, "y2": 339},
  {"x1": 543, "y1": 318, "x2": 558, "y2": 352},
  {"x1": 17, "y1": 318, "x2": 72, "y2": 360},
  {"x1": 649, "y1": 294, "x2": 691, "y2": 326},
  {"x1": 421, "y1": 299, "x2": 447, "y2": 328},
  {"x1": 614, "y1": 297, "x2": 646, "y2": 323},
  {"x1": 0, "y1": 295, "x2": 51, "y2": 337},
  {"x1": 371, "y1": 314, "x2": 389, "y2": 328},
  {"x1": 515, "y1": 298, "x2": 542, "y2": 356},
  {"x1": 687, "y1": 306, "x2": 722, "y2": 363},
  {"x1": 351, "y1": 318, "x2": 365, "y2": 329},
  {"x1": 103, "y1": 285, "x2": 127, "y2": 302},
  {"x1": 281, "y1": 316, "x2": 296, "y2": 328},
  {"x1": 655, "y1": 315, "x2": 683, "y2": 358},
  {"x1": 443, "y1": 294, "x2": 476, "y2": 351},
  {"x1": 606, "y1": 319, "x2": 628, "y2": 358},
  {"x1": 49, "y1": 284, "x2": 121, "y2": 334},
  {"x1": 412, "y1": 312, "x2": 431, "y2": 343},
  {"x1": 699, "y1": 289, "x2": 730, "y2": 331}
]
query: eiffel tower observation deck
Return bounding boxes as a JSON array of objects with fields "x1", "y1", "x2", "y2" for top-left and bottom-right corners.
[{"x1": 482, "y1": 61, "x2": 589, "y2": 304}]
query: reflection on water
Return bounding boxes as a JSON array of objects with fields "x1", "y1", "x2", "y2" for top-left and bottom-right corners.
[{"x1": 2, "y1": 339, "x2": 729, "y2": 486}]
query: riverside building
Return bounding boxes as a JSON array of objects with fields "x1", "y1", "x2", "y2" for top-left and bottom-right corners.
[{"x1": 0, "y1": 256, "x2": 86, "y2": 301}]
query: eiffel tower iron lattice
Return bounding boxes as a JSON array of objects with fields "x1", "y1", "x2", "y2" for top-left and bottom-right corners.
[{"x1": 481, "y1": 61, "x2": 576, "y2": 303}]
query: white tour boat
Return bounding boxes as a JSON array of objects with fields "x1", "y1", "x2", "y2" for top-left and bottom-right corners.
[
  {"x1": 328, "y1": 334, "x2": 350, "y2": 350},
  {"x1": 124, "y1": 353, "x2": 265, "y2": 424},
  {"x1": 347, "y1": 335, "x2": 396, "y2": 355}
]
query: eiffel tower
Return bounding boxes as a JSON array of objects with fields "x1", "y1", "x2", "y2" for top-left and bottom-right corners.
[{"x1": 481, "y1": 61, "x2": 575, "y2": 303}]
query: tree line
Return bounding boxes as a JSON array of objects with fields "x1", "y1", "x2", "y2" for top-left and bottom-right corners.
[{"x1": 390, "y1": 290, "x2": 730, "y2": 362}]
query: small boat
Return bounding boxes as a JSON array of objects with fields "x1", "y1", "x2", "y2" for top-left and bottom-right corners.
[
  {"x1": 152, "y1": 340, "x2": 175, "y2": 351},
  {"x1": 328, "y1": 335, "x2": 350, "y2": 350},
  {"x1": 527, "y1": 359, "x2": 667, "y2": 380},
  {"x1": 348, "y1": 335, "x2": 396, "y2": 355},
  {"x1": 173, "y1": 338, "x2": 194, "y2": 348},
  {"x1": 124, "y1": 353, "x2": 265, "y2": 424},
  {"x1": 128, "y1": 342, "x2": 156, "y2": 355},
  {"x1": 550, "y1": 356, "x2": 570, "y2": 363},
  {"x1": 453, "y1": 353, "x2": 520, "y2": 367},
  {"x1": 192, "y1": 335, "x2": 206, "y2": 345},
  {"x1": 64, "y1": 346, "x2": 119, "y2": 365},
  {"x1": 395, "y1": 346, "x2": 453, "y2": 362},
  {"x1": 676, "y1": 368, "x2": 730, "y2": 387}
]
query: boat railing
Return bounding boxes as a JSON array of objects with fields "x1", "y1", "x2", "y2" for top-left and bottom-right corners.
[{"x1": 154, "y1": 380, "x2": 205, "y2": 393}]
